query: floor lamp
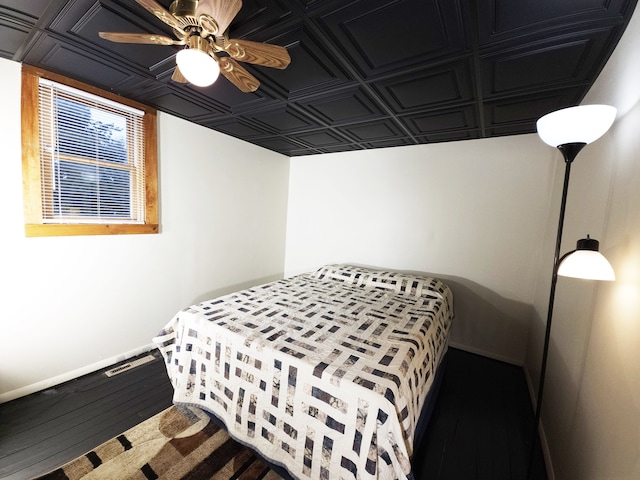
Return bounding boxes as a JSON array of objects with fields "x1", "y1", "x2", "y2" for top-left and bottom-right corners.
[{"x1": 526, "y1": 104, "x2": 617, "y2": 479}]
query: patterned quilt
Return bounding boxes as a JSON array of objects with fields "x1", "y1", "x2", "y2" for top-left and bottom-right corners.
[{"x1": 153, "y1": 265, "x2": 454, "y2": 480}]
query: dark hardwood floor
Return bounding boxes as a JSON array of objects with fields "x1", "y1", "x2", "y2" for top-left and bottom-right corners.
[
  {"x1": 0, "y1": 348, "x2": 547, "y2": 480},
  {"x1": 414, "y1": 349, "x2": 548, "y2": 480},
  {"x1": 0, "y1": 350, "x2": 174, "y2": 480}
]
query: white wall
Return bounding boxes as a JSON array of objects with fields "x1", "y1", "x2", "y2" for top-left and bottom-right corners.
[
  {"x1": 0, "y1": 58, "x2": 290, "y2": 401},
  {"x1": 285, "y1": 137, "x2": 556, "y2": 364},
  {"x1": 525, "y1": 7, "x2": 640, "y2": 479}
]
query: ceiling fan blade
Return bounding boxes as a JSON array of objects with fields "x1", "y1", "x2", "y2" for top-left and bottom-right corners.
[
  {"x1": 226, "y1": 39, "x2": 290, "y2": 69},
  {"x1": 218, "y1": 57, "x2": 259, "y2": 93},
  {"x1": 135, "y1": 0, "x2": 185, "y2": 34},
  {"x1": 98, "y1": 32, "x2": 183, "y2": 45},
  {"x1": 196, "y1": 0, "x2": 242, "y2": 35},
  {"x1": 172, "y1": 66, "x2": 188, "y2": 83}
]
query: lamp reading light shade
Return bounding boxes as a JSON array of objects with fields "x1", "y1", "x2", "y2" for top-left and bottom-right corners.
[
  {"x1": 558, "y1": 236, "x2": 615, "y2": 281},
  {"x1": 176, "y1": 36, "x2": 219, "y2": 87},
  {"x1": 536, "y1": 105, "x2": 617, "y2": 147}
]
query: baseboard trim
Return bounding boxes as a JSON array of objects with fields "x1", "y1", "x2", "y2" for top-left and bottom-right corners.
[
  {"x1": 0, "y1": 343, "x2": 157, "y2": 404},
  {"x1": 448, "y1": 341, "x2": 523, "y2": 366}
]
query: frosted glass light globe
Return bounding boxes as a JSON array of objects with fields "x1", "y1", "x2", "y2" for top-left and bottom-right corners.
[{"x1": 176, "y1": 48, "x2": 219, "y2": 87}]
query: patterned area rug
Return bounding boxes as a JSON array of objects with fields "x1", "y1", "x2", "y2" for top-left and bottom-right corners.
[{"x1": 37, "y1": 405, "x2": 283, "y2": 480}]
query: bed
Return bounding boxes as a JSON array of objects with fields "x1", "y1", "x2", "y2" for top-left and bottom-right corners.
[{"x1": 153, "y1": 264, "x2": 454, "y2": 480}]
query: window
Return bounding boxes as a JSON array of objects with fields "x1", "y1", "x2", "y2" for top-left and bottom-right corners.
[{"x1": 21, "y1": 66, "x2": 158, "y2": 236}]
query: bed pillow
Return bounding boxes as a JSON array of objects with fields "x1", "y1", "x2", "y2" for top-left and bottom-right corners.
[{"x1": 311, "y1": 264, "x2": 451, "y2": 302}]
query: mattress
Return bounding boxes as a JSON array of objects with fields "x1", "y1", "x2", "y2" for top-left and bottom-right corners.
[{"x1": 153, "y1": 264, "x2": 454, "y2": 480}]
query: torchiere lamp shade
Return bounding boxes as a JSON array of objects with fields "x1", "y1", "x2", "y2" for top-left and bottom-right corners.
[{"x1": 536, "y1": 105, "x2": 617, "y2": 147}]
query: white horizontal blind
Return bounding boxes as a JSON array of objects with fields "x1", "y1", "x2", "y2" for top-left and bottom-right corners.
[{"x1": 38, "y1": 79, "x2": 146, "y2": 224}]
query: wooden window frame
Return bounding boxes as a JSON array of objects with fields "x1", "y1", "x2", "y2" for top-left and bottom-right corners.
[{"x1": 21, "y1": 65, "x2": 159, "y2": 237}]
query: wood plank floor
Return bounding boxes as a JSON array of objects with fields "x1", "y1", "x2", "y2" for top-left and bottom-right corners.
[
  {"x1": 0, "y1": 348, "x2": 547, "y2": 480},
  {"x1": 0, "y1": 350, "x2": 174, "y2": 480},
  {"x1": 413, "y1": 349, "x2": 548, "y2": 480}
]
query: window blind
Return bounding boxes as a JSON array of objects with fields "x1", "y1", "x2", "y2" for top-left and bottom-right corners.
[{"x1": 38, "y1": 78, "x2": 146, "y2": 224}]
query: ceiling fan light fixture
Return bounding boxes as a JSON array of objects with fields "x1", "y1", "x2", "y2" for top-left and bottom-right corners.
[
  {"x1": 98, "y1": 0, "x2": 288, "y2": 93},
  {"x1": 176, "y1": 36, "x2": 219, "y2": 87}
]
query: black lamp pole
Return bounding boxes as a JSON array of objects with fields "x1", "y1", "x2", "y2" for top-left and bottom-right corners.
[{"x1": 526, "y1": 142, "x2": 586, "y2": 480}]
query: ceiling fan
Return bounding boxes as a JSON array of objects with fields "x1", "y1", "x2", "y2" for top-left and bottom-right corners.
[{"x1": 99, "y1": 0, "x2": 291, "y2": 91}]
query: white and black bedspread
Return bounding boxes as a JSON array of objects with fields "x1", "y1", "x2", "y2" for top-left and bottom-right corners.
[{"x1": 153, "y1": 264, "x2": 454, "y2": 480}]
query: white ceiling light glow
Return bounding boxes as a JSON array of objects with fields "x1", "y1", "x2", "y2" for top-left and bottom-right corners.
[{"x1": 176, "y1": 36, "x2": 220, "y2": 87}]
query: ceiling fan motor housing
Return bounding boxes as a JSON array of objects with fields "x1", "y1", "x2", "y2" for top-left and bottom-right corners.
[
  {"x1": 169, "y1": 0, "x2": 198, "y2": 19},
  {"x1": 186, "y1": 34, "x2": 211, "y2": 55},
  {"x1": 170, "y1": 0, "x2": 220, "y2": 39}
]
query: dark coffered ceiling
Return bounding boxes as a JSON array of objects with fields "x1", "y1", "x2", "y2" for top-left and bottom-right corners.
[{"x1": 1, "y1": 0, "x2": 637, "y2": 156}]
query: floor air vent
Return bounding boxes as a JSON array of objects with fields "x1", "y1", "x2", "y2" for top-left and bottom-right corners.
[{"x1": 105, "y1": 354, "x2": 156, "y2": 377}]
